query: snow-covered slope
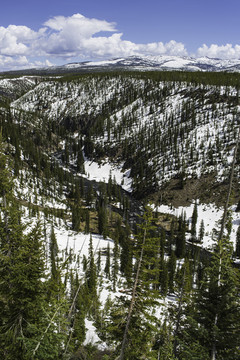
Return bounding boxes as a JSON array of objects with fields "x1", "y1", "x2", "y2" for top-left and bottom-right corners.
[
  {"x1": 74, "y1": 55, "x2": 240, "y2": 72},
  {"x1": 3, "y1": 55, "x2": 240, "y2": 75},
  {"x1": 0, "y1": 76, "x2": 38, "y2": 100},
  {"x1": 34, "y1": 55, "x2": 240, "y2": 73},
  {"x1": 9, "y1": 73, "x2": 240, "y2": 205}
]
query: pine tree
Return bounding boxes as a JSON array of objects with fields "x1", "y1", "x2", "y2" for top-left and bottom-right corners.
[
  {"x1": 198, "y1": 219, "x2": 205, "y2": 243},
  {"x1": 191, "y1": 201, "x2": 198, "y2": 242},
  {"x1": 235, "y1": 225, "x2": 240, "y2": 257},
  {"x1": 86, "y1": 235, "x2": 97, "y2": 295},
  {"x1": 67, "y1": 277, "x2": 86, "y2": 356},
  {"x1": 114, "y1": 207, "x2": 161, "y2": 360},
  {"x1": 176, "y1": 213, "x2": 186, "y2": 258},
  {"x1": 104, "y1": 243, "x2": 111, "y2": 279},
  {"x1": 98, "y1": 205, "x2": 108, "y2": 239},
  {"x1": 169, "y1": 256, "x2": 194, "y2": 359},
  {"x1": 120, "y1": 228, "x2": 133, "y2": 283},
  {"x1": 160, "y1": 259, "x2": 168, "y2": 296},
  {"x1": 112, "y1": 237, "x2": 119, "y2": 291},
  {"x1": 153, "y1": 321, "x2": 177, "y2": 360},
  {"x1": 168, "y1": 250, "x2": 176, "y2": 294},
  {"x1": 49, "y1": 225, "x2": 58, "y2": 280}
]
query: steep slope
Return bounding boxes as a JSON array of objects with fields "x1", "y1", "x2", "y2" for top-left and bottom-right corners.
[
  {"x1": 0, "y1": 75, "x2": 39, "y2": 103},
  {"x1": 9, "y1": 71, "x2": 240, "y2": 205}
]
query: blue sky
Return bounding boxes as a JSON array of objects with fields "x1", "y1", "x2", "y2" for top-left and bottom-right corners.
[{"x1": 0, "y1": 0, "x2": 239, "y2": 70}]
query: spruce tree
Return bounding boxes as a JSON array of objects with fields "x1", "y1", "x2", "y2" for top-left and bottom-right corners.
[
  {"x1": 86, "y1": 235, "x2": 97, "y2": 296},
  {"x1": 191, "y1": 201, "x2": 198, "y2": 242},
  {"x1": 168, "y1": 250, "x2": 176, "y2": 294},
  {"x1": 176, "y1": 213, "x2": 186, "y2": 258},
  {"x1": 104, "y1": 243, "x2": 111, "y2": 279},
  {"x1": 112, "y1": 237, "x2": 119, "y2": 291},
  {"x1": 235, "y1": 225, "x2": 240, "y2": 257},
  {"x1": 198, "y1": 219, "x2": 205, "y2": 243}
]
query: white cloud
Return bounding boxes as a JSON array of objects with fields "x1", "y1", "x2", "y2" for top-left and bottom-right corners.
[
  {"x1": 0, "y1": 25, "x2": 43, "y2": 56},
  {"x1": 197, "y1": 43, "x2": 240, "y2": 59},
  {"x1": 138, "y1": 40, "x2": 188, "y2": 57},
  {"x1": 40, "y1": 14, "x2": 187, "y2": 59},
  {"x1": 0, "y1": 13, "x2": 240, "y2": 71},
  {"x1": 0, "y1": 55, "x2": 53, "y2": 71},
  {"x1": 44, "y1": 13, "x2": 116, "y2": 35},
  {"x1": 0, "y1": 14, "x2": 189, "y2": 70}
]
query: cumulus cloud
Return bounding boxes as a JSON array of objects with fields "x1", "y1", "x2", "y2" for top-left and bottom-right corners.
[
  {"x1": 0, "y1": 55, "x2": 53, "y2": 71},
  {"x1": 39, "y1": 14, "x2": 188, "y2": 59},
  {"x1": 197, "y1": 43, "x2": 240, "y2": 59},
  {"x1": 0, "y1": 13, "x2": 240, "y2": 70},
  {"x1": 138, "y1": 40, "x2": 188, "y2": 57},
  {"x1": 0, "y1": 25, "x2": 44, "y2": 56},
  {"x1": 0, "y1": 13, "x2": 189, "y2": 70}
]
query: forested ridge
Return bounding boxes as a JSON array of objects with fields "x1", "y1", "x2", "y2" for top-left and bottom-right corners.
[{"x1": 0, "y1": 70, "x2": 239, "y2": 359}]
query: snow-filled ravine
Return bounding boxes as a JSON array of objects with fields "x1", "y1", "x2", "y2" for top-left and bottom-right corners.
[{"x1": 81, "y1": 158, "x2": 132, "y2": 193}]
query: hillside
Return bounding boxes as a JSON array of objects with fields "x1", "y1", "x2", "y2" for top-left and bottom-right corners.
[
  {"x1": 7, "y1": 71, "x2": 240, "y2": 204},
  {"x1": 0, "y1": 69, "x2": 240, "y2": 359}
]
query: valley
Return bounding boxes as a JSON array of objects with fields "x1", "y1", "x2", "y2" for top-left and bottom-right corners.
[{"x1": 0, "y1": 68, "x2": 239, "y2": 359}]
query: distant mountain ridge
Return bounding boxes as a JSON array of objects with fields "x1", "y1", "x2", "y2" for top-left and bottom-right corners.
[{"x1": 2, "y1": 55, "x2": 240, "y2": 75}]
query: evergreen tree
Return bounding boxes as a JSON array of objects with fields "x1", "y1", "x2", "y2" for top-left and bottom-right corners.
[
  {"x1": 168, "y1": 250, "x2": 176, "y2": 294},
  {"x1": 98, "y1": 205, "x2": 108, "y2": 239},
  {"x1": 153, "y1": 321, "x2": 177, "y2": 360},
  {"x1": 120, "y1": 227, "x2": 133, "y2": 283},
  {"x1": 235, "y1": 225, "x2": 240, "y2": 257},
  {"x1": 176, "y1": 213, "x2": 186, "y2": 258},
  {"x1": 86, "y1": 235, "x2": 97, "y2": 296},
  {"x1": 104, "y1": 243, "x2": 111, "y2": 279},
  {"x1": 105, "y1": 207, "x2": 162, "y2": 360},
  {"x1": 76, "y1": 150, "x2": 85, "y2": 173},
  {"x1": 67, "y1": 277, "x2": 86, "y2": 356},
  {"x1": 49, "y1": 225, "x2": 58, "y2": 280},
  {"x1": 191, "y1": 201, "x2": 198, "y2": 242},
  {"x1": 160, "y1": 259, "x2": 168, "y2": 296},
  {"x1": 198, "y1": 219, "x2": 205, "y2": 243},
  {"x1": 112, "y1": 237, "x2": 119, "y2": 291},
  {"x1": 180, "y1": 238, "x2": 240, "y2": 359}
]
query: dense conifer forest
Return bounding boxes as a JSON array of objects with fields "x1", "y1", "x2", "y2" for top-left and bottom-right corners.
[{"x1": 0, "y1": 70, "x2": 240, "y2": 359}]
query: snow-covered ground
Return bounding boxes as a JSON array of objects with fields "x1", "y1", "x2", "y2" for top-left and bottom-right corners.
[
  {"x1": 51, "y1": 224, "x2": 117, "y2": 348},
  {"x1": 156, "y1": 202, "x2": 240, "y2": 250},
  {"x1": 82, "y1": 158, "x2": 133, "y2": 192}
]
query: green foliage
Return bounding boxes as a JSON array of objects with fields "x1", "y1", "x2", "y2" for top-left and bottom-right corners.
[
  {"x1": 86, "y1": 235, "x2": 97, "y2": 296},
  {"x1": 235, "y1": 225, "x2": 240, "y2": 257},
  {"x1": 191, "y1": 201, "x2": 198, "y2": 242},
  {"x1": 102, "y1": 207, "x2": 162, "y2": 360},
  {"x1": 104, "y1": 243, "x2": 111, "y2": 279},
  {"x1": 175, "y1": 214, "x2": 186, "y2": 258},
  {"x1": 0, "y1": 138, "x2": 67, "y2": 359},
  {"x1": 1, "y1": 68, "x2": 240, "y2": 360},
  {"x1": 179, "y1": 238, "x2": 240, "y2": 359}
]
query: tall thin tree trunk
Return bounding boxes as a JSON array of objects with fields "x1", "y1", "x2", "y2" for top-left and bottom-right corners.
[
  {"x1": 119, "y1": 228, "x2": 146, "y2": 360},
  {"x1": 173, "y1": 265, "x2": 186, "y2": 357}
]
